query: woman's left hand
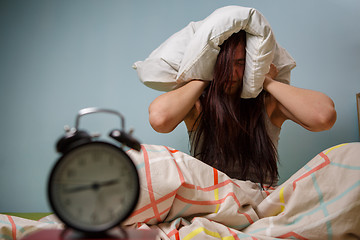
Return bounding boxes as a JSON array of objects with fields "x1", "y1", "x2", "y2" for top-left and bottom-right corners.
[{"x1": 265, "y1": 63, "x2": 279, "y2": 80}]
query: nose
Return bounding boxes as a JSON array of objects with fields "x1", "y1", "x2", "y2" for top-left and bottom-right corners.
[{"x1": 233, "y1": 68, "x2": 241, "y2": 81}]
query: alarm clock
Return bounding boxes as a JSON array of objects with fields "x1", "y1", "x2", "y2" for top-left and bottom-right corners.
[{"x1": 48, "y1": 107, "x2": 141, "y2": 236}]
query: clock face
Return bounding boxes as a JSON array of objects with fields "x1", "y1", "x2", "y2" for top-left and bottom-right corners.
[{"x1": 48, "y1": 142, "x2": 139, "y2": 233}]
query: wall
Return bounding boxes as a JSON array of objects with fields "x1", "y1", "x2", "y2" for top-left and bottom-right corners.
[{"x1": 0, "y1": 0, "x2": 359, "y2": 212}]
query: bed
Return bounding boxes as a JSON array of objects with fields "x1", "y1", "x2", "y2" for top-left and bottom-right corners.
[{"x1": 1, "y1": 142, "x2": 359, "y2": 240}]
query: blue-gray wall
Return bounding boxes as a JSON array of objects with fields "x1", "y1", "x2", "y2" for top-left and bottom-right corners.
[{"x1": 1, "y1": 0, "x2": 359, "y2": 212}]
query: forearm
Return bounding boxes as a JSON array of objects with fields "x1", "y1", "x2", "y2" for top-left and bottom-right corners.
[
  {"x1": 263, "y1": 77, "x2": 337, "y2": 131},
  {"x1": 149, "y1": 80, "x2": 208, "y2": 133}
]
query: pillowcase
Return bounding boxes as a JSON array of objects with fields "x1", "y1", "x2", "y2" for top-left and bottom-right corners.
[
  {"x1": 133, "y1": 21, "x2": 201, "y2": 92},
  {"x1": 133, "y1": 5, "x2": 296, "y2": 98}
]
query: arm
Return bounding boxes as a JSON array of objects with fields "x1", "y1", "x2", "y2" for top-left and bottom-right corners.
[
  {"x1": 148, "y1": 80, "x2": 209, "y2": 133},
  {"x1": 264, "y1": 64, "x2": 337, "y2": 132}
]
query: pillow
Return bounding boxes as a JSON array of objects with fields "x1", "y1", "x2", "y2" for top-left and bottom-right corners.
[
  {"x1": 133, "y1": 21, "x2": 201, "y2": 92},
  {"x1": 133, "y1": 5, "x2": 296, "y2": 98}
]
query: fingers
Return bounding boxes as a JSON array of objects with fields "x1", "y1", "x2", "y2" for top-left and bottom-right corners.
[{"x1": 267, "y1": 63, "x2": 278, "y2": 79}]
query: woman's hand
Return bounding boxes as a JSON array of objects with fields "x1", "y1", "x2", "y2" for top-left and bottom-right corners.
[{"x1": 265, "y1": 63, "x2": 279, "y2": 80}]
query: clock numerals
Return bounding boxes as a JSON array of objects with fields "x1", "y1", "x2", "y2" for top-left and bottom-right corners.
[
  {"x1": 64, "y1": 198, "x2": 72, "y2": 206},
  {"x1": 92, "y1": 151, "x2": 102, "y2": 162},
  {"x1": 106, "y1": 209, "x2": 115, "y2": 222},
  {"x1": 108, "y1": 157, "x2": 114, "y2": 166},
  {"x1": 78, "y1": 158, "x2": 86, "y2": 167},
  {"x1": 78, "y1": 207, "x2": 83, "y2": 217},
  {"x1": 119, "y1": 195, "x2": 127, "y2": 206},
  {"x1": 91, "y1": 212, "x2": 102, "y2": 225},
  {"x1": 119, "y1": 168, "x2": 129, "y2": 177},
  {"x1": 67, "y1": 169, "x2": 77, "y2": 178}
]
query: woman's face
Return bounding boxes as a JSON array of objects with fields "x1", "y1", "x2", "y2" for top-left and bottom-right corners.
[{"x1": 226, "y1": 42, "x2": 246, "y2": 95}]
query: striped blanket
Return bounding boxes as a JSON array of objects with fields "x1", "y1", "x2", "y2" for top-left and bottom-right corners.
[{"x1": 1, "y1": 142, "x2": 359, "y2": 240}]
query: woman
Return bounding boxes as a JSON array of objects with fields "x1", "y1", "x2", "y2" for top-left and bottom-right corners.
[{"x1": 148, "y1": 31, "x2": 337, "y2": 187}]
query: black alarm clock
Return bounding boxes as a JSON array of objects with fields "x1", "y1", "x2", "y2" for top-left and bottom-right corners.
[{"x1": 48, "y1": 107, "x2": 141, "y2": 236}]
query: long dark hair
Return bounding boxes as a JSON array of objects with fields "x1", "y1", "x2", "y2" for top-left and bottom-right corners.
[{"x1": 190, "y1": 30, "x2": 278, "y2": 187}]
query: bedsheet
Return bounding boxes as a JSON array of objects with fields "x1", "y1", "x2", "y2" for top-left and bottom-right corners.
[{"x1": 1, "y1": 142, "x2": 359, "y2": 240}]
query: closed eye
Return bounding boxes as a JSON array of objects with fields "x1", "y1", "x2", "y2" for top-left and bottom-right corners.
[{"x1": 234, "y1": 59, "x2": 245, "y2": 66}]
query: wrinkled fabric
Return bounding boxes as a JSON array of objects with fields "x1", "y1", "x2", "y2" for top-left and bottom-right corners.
[{"x1": 1, "y1": 143, "x2": 359, "y2": 240}]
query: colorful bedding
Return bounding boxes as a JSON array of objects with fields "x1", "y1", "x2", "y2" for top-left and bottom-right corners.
[{"x1": 1, "y1": 142, "x2": 359, "y2": 239}]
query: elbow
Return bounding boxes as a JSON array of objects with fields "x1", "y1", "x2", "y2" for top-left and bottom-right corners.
[
  {"x1": 313, "y1": 106, "x2": 337, "y2": 132},
  {"x1": 148, "y1": 108, "x2": 175, "y2": 134}
]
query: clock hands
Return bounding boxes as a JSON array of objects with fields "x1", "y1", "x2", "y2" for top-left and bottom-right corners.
[
  {"x1": 64, "y1": 179, "x2": 120, "y2": 193},
  {"x1": 96, "y1": 179, "x2": 120, "y2": 188}
]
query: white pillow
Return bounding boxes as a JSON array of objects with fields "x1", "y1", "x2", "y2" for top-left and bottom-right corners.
[{"x1": 133, "y1": 5, "x2": 296, "y2": 98}]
